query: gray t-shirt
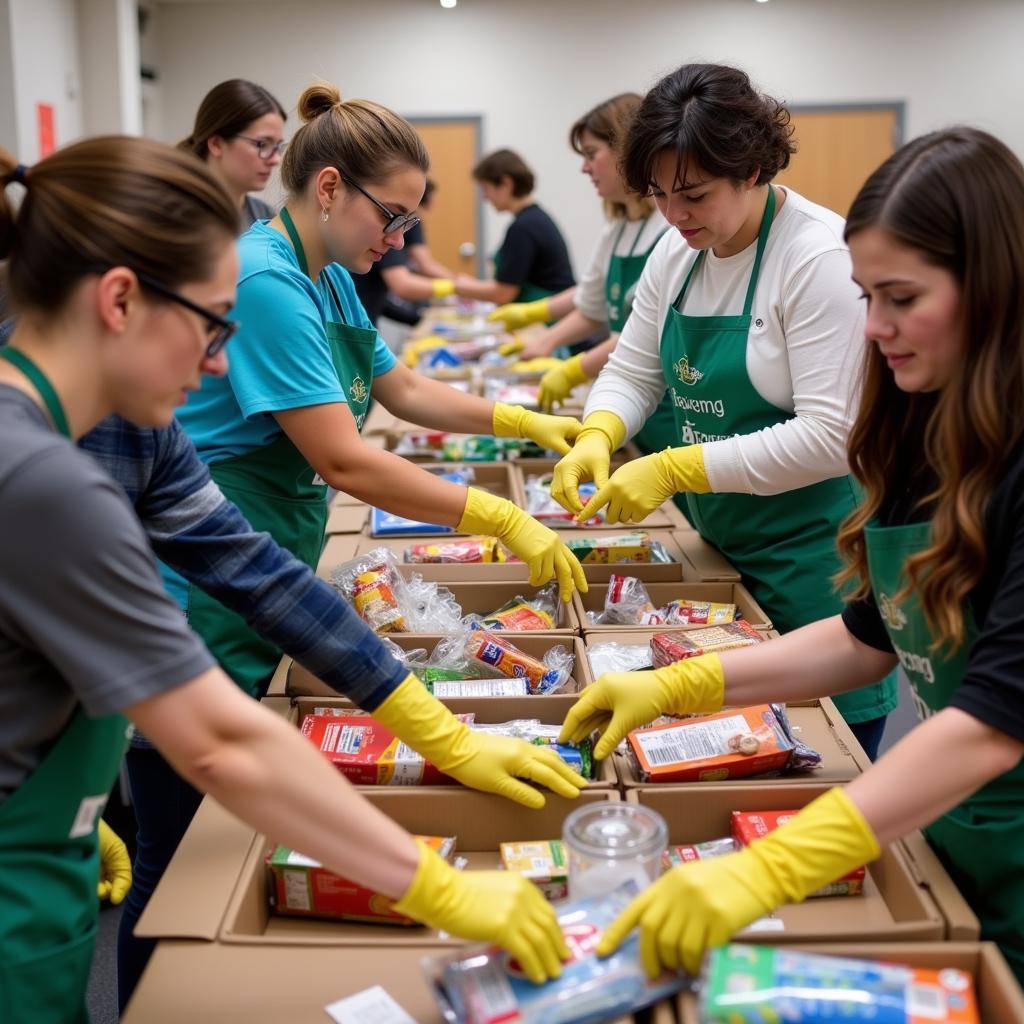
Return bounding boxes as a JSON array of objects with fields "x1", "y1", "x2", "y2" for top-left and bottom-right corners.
[
  {"x1": 0, "y1": 386, "x2": 215, "y2": 799},
  {"x1": 243, "y1": 194, "x2": 275, "y2": 228}
]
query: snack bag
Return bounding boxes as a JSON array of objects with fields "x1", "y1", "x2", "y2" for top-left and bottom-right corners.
[
  {"x1": 350, "y1": 563, "x2": 407, "y2": 633},
  {"x1": 650, "y1": 621, "x2": 764, "y2": 666},
  {"x1": 591, "y1": 574, "x2": 662, "y2": 626},
  {"x1": 525, "y1": 474, "x2": 603, "y2": 528},
  {"x1": 662, "y1": 598, "x2": 737, "y2": 626},
  {"x1": 405, "y1": 536, "x2": 507, "y2": 564},
  {"x1": 470, "y1": 583, "x2": 558, "y2": 631},
  {"x1": 460, "y1": 631, "x2": 573, "y2": 694},
  {"x1": 586, "y1": 640, "x2": 654, "y2": 677},
  {"x1": 499, "y1": 840, "x2": 568, "y2": 901}
]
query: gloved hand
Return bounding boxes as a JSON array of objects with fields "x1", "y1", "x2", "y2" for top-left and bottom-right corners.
[
  {"x1": 539, "y1": 354, "x2": 591, "y2": 412},
  {"x1": 508, "y1": 357, "x2": 564, "y2": 374},
  {"x1": 597, "y1": 788, "x2": 880, "y2": 977},
  {"x1": 373, "y1": 675, "x2": 586, "y2": 808},
  {"x1": 394, "y1": 839, "x2": 570, "y2": 983},
  {"x1": 488, "y1": 298, "x2": 552, "y2": 331},
  {"x1": 431, "y1": 278, "x2": 456, "y2": 299},
  {"x1": 558, "y1": 654, "x2": 724, "y2": 760},
  {"x1": 402, "y1": 335, "x2": 446, "y2": 368},
  {"x1": 493, "y1": 402, "x2": 582, "y2": 457},
  {"x1": 550, "y1": 411, "x2": 626, "y2": 515},
  {"x1": 498, "y1": 334, "x2": 525, "y2": 357},
  {"x1": 97, "y1": 819, "x2": 132, "y2": 904},
  {"x1": 459, "y1": 487, "x2": 587, "y2": 602},
  {"x1": 578, "y1": 445, "x2": 710, "y2": 524}
]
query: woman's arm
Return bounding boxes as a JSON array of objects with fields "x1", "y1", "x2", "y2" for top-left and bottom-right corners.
[
  {"x1": 519, "y1": 309, "x2": 605, "y2": 360},
  {"x1": 371, "y1": 362, "x2": 497, "y2": 434},
  {"x1": 453, "y1": 274, "x2": 520, "y2": 305},
  {"x1": 407, "y1": 242, "x2": 454, "y2": 279},
  {"x1": 579, "y1": 335, "x2": 617, "y2": 378}
]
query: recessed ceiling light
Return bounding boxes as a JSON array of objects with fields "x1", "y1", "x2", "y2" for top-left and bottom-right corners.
[{"x1": 440, "y1": 0, "x2": 457, "y2": 7}]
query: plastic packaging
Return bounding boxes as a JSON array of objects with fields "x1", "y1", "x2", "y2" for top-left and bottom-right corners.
[
  {"x1": 661, "y1": 837, "x2": 738, "y2": 869},
  {"x1": 662, "y1": 598, "x2": 737, "y2": 626},
  {"x1": 431, "y1": 679, "x2": 529, "y2": 698},
  {"x1": 390, "y1": 433, "x2": 545, "y2": 462},
  {"x1": 405, "y1": 536, "x2": 508, "y2": 564},
  {"x1": 467, "y1": 583, "x2": 558, "y2": 631},
  {"x1": 525, "y1": 473, "x2": 603, "y2": 527},
  {"x1": 469, "y1": 719, "x2": 594, "y2": 779},
  {"x1": 587, "y1": 574, "x2": 661, "y2": 626},
  {"x1": 434, "y1": 629, "x2": 574, "y2": 694},
  {"x1": 650, "y1": 621, "x2": 764, "y2": 665},
  {"x1": 424, "y1": 884, "x2": 692, "y2": 1024},
  {"x1": 564, "y1": 532, "x2": 656, "y2": 564},
  {"x1": 586, "y1": 641, "x2": 655, "y2": 677}
]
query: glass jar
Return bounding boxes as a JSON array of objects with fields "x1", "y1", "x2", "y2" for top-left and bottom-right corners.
[{"x1": 562, "y1": 802, "x2": 668, "y2": 900}]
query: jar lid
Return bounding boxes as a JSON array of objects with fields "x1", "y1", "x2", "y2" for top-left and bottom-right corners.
[{"x1": 563, "y1": 802, "x2": 668, "y2": 860}]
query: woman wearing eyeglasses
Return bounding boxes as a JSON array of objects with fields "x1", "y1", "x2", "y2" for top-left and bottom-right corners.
[
  {"x1": 168, "y1": 81, "x2": 587, "y2": 702},
  {"x1": 179, "y1": 78, "x2": 287, "y2": 228}
]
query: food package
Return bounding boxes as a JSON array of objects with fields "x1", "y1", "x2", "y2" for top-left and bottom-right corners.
[
  {"x1": 431, "y1": 678, "x2": 530, "y2": 698},
  {"x1": 471, "y1": 719, "x2": 594, "y2": 779},
  {"x1": 424, "y1": 884, "x2": 691, "y2": 1024},
  {"x1": 405, "y1": 536, "x2": 508, "y2": 564},
  {"x1": 731, "y1": 810, "x2": 866, "y2": 896},
  {"x1": 563, "y1": 532, "x2": 655, "y2": 564},
  {"x1": 699, "y1": 944, "x2": 979, "y2": 1024},
  {"x1": 661, "y1": 598, "x2": 737, "y2": 626},
  {"x1": 433, "y1": 629, "x2": 574, "y2": 694},
  {"x1": 588, "y1": 574, "x2": 661, "y2": 626},
  {"x1": 650, "y1": 620, "x2": 764, "y2": 665},
  {"x1": 268, "y1": 835, "x2": 456, "y2": 925},
  {"x1": 441, "y1": 435, "x2": 545, "y2": 462},
  {"x1": 467, "y1": 584, "x2": 558, "y2": 631},
  {"x1": 499, "y1": 840, "x2": 568, "y2": 901},
  {"x1": 370, "y1": 468, "x2": 474, "y2": 537},
  {"x1": 482, "y1": 376, "x2": 542, "y2": 408},
  {"x1": 524, "y1": 474, "x2": 603, "y2": 528},
  {"x1": 626, "y1": 703, "x2": 822, "y2": 783},
  {"x1": 661, "y1": 837, "x2": 738, "y2": 869},
  {"x1": 586, "y1": 641, "x2": 654, "y2": 677},
  {"x1": 344, "y1": 560, "x2": 408, "y2": 634}
]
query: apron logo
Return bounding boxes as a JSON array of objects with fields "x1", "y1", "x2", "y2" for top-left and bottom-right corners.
[
  {"x1": 349, "y1": 376, "x2": 368, "y2": 404},
  {"x1": 878, "y1": 592, "x2": 908, "y2": 631},
  {"x1": 673, "y1": 355, "x2": 704, "y2": 386},
  {"x1": 69, "y1": 795, "x2": 108, "y2": 839},
  {"x1": 892, "y1": 640, "x2": 935, "y2": 685},
  {"x1": 609, "y1": 281, "x2": 621, "y2": 301}
]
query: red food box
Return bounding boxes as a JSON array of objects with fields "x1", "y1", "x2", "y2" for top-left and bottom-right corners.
[
  {"x1": 650, "y1": 621, "x2": 764, "y2": 667},
  {"x1": 731, "y1": 809, "x2": 866, "y2": 896}
]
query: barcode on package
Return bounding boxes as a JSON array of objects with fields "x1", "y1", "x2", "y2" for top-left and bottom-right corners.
[
  {"x1": 635, "y1": 713, "x2": 751, "y2": 766},
  {"x1": 320, "y1": 723, "x2": 365, "y2": 755},
  {"x1": 906, "y1": 983, "x2": 946, "y2": 1019}
]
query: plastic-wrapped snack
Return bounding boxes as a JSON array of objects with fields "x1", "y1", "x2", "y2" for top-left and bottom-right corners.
[
  {"x1": 469, "y1": 583, "x2": 558, "y2": 631},
  {"x1": 499, "y1": 840, "x2": 568, "y2": 900},
  {"x1": 405, "y1": 536, "x2": 507, "y2": 564},
  {"x1": 586, "y1": 641, "x2": 654, "y2": 677},
  {"x1": 462, "y1": 631, "x2": 573, "y2": 693},
  {"x1": 770, "y1": 701, "x2": 823, "y2": 770},
  {"x1": 424, "y1": 884, "x2": 691, "y2": 1024},
  {"x1": 700, "y1": 944, "x2": 980, "y2": 1024},
  {"x1": 661, "y1": 837, "x2": 738, "y2": 869},
  {"x1": 349, "y1": 563, "x2": 408, "y2": 633},
  {"x1": 649, "y1": 540, "x2": 675, "y2": 564},
  {"x1": 525, "y1": 474, "x2": 603, "y2": 528},
  {"x1": 588, "y1": 574, "x2": 662, "y2": 626},
  {"x1": 662, "y1": 598, "x2": 737, "y2": 626},
  {"x1": 400, "y1": 576, "x2": 465, "y2": 634},
  {"x1": 483, "y1": 377, "x2": 542, "y2": 408},
  {"x1": 564, "y1": 532, "x2": 654, "y2": 564},
  {"x1": 650, "y1": 621, "x2": 764, "y2": 666}
]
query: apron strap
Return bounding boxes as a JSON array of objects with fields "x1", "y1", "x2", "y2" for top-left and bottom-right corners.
[
  {"x1": 741, "y1": 185, "x2": 777, "y2": 317},
  {"x1": 0, "y1": 347, "x2": 72, "y2": 438},
  {"x1": 280, "y1": 207, "x2": 350, "y2": 326}
]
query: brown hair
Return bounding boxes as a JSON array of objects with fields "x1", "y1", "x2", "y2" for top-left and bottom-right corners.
[
  {"x1": 179, "y1": 79, "x2": 286, "y2": 160},
  {"x1": 835, "y1": 126, "x2": 1024, "y2": 652},
  {"x1": 621, "y1": 63, "x2": 795, "y2": 195},
  {"x1": 280, "y1": 82, "x2": 429, "y2": 196},
  {"x1": 570, "y1": 92, "x2": 653, "y2": 219},
  {"x1": 0, "y1": 136, "x2": 239, "y2": 315},
  {"x1": 472, "y1": 148, "x2": 534, "y2": 198}
]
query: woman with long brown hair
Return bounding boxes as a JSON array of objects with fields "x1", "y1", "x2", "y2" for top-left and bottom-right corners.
[{"x1": 561, "y1": 125, "x2": 1024, "y2": 982}]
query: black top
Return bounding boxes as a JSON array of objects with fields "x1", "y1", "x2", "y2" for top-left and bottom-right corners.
[
  {"x1": 243, "y1": 194, "x2": 275, "y2": 228},
  {"x1": 842, "y1": 437, "x2": 1024, "y2": 744},
  {"x1": 353, "y1": 221, "x2": 425, "y2": 326},
  {"x1": 495, "y1": 203, "x2": 575, "y2": 294}
]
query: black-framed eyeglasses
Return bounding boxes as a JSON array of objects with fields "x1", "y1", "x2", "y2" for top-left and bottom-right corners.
[
  {"x1": 235, "y1": 134, "x2": 287, "y2": 160},
  {"x1": 133, "y1": 271, "x2": 239, "y2": 358},
  {"x1": 340, "y1": 172, "x2": 420, "y2": 236}
]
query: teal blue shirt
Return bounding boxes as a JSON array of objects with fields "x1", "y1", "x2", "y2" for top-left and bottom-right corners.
[{"x1": 176, "y1": 221, "x2": 396, "y2": 464}]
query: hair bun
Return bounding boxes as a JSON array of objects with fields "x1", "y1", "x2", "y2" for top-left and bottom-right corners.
[{"x1": 297, "y1": 82, "x2": 342, "y2": 123}]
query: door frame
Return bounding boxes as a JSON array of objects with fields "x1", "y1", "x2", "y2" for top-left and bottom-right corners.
[
  {"x1": 787, "y1": 101, "x2": 907, "y2": 149},
  {"x1": 407, "y1": 114, "x2": 485, "y2": 277}
]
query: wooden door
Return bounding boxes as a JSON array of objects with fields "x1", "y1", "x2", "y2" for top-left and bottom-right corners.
[
  {"x1": 408, "y1": 117, "x2": 481, "y2": 276},
  {"x1": 777, "y1": 106, "x2": 902, "y2": 218}
]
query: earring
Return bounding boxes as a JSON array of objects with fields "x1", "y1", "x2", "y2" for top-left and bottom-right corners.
[{"x1": 320, "y1": 207, "x2": 329, "y2": 223}]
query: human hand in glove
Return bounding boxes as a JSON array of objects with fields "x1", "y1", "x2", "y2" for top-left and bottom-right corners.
[
  {"x1": 488, "y1": 297, "x2": 552, "y2": 332},
  {"x1": 402, "y1": 335, "x2": 446, "y2": 368},
  {"x1": 597, "y1": 788, "x2": 880, "y2": 977},
  {"x1": 539, "y1": 354, "x2": 590, "y2": 412},
  {"x1": 550, "y1": 411, "x2": 626, "y2": 515},
  {"x1": 558, "y1": 654, "x2": 724, "y2": 760},
  {"x1": 578, "y1": 445, "x2": 710, "y2": 524},
  {"x1": 372, "y1": 675, "x2": 586, "y2": 808},
  {"x1": 97, "y1": 819, "x2": 132, "y2": 904},
  {"x1": 493, "y1": 402, "x2": 582, "y2": 457},
  {"x1": 459, "y1": 487, "x2": 587, "y2": 602},
  {"x1": 431, "y1": 278, "x2": 456, "y2": 299},
  {"x1": 394, "y1": 839, "x2": 570, "y2": 983}
]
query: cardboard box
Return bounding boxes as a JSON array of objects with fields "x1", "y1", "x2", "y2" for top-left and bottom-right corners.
[
  {"x1": 324, "y1": 503, "x2": 367, "y2": 535},
  {"x1": 675, "y1": 943, "x2": 1022, "y2": 1024},
  {"x1": 315, "y1": 534, "x2": 360, "y2": 580},
  {"x1": 263, "y1": 656, "x2": 291, "y2": 698},
  {"x1": 673, "y1": 529, "x2": 742, "y2": 582},
  {"x1": 328, "y1": 488, "x2": 365, "y2": 507},
  {"x1": 574, "y1": 580, "x2": 771, "y2": 633},
  {"x1": 628, "y1": 785, "x2": 947, "y2": 942}
]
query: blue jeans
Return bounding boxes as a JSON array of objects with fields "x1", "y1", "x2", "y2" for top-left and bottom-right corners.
[
  {"x1": 847, "y1": 715, "x2": 887, "y2": 762},
  {"x1": 117, "y1": 745, "x2": 203, "y2": 1013}
]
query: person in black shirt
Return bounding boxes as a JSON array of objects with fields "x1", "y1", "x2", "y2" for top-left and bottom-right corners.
[{"x1": 559, "y1": 126, "x2": 1024, "y2": 983}]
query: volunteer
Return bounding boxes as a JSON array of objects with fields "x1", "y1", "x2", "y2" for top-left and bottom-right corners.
[
  {"x1": 179, "y1": 78, "x2": 287, "y2": 228},
  {"x1": 169, "y1": 82, "x2": 587, "y2": 696},
  {"x1": 0, "y1": 138, "x2": 574, "y2": 1024},
  {"x1": 553, "y1": 63, "x2": 896, "y2": 755}
]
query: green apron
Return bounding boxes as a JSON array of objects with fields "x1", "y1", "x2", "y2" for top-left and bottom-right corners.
[
  {"x1": 865, "y1": 520, "x2": 1024, "y2": 982},
  {"x1": 0, "y1": 347, "x2": 131, "y2": 1024},
  {"x1": 659, "y1": 188, "x2": 896, "y2": 724},
  {"x1": 604, "y1": 215, "x2": 675, "y2": 458},
  {"x1": 184, "y1": 209, "x2": 378, "y2": 697}
]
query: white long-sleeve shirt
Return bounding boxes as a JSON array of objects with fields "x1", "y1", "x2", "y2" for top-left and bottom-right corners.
[{"x1": 585, "y1": 188, "x2": 865, "y2": 496}]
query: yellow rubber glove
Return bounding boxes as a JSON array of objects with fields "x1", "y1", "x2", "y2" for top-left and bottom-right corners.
[
  {"x1": 508, "y1": 357, "x2": 564, "y2": 374},
  {"x1": 402, "y1": 335, "x2": 446, "y2": 368},
  {"x1": 394, "y1": 839, "x2": 570, "y2": 983},
  {"x1": 597, "y1": 788, "x2": 881, "y2": 977},
  {"x1": 373, "y1": 675, "x2": 586, "y2": 808},
  {"x1": 539, "y1": 354, "x2": 591, "y2": 412},
  {"x1": 550, "y1": 411, "x2": 626, "y2": 515},
  {"x1": 558, "y1": 654, "x2": 724, "y2": 761},
  {"x1": 578, "y1": 445, "x2": 710, "y2": 525},
  {"x1": 498, "y1": 333, "x2": 525, "y2": 357},
  {"x1": 431, "y1": 278, "x2": 456, "y2": 299},
  {"x1": 492, "y1": 402, "x2": 582, "y2": 457},
  {"x1": 459, "y1": 487, "x2": 587, "y2": 602},
  {"x1": 488, "y1": 297, "x2": 552, "y2": 331},
  {"x1": 97, "y1": 819, "x2": 132, "y2": 905}
]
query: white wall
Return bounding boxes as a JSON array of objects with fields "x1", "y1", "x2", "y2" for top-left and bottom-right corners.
[
  {"x1": 151, "y1": 0, "x2": 1024, "y2": 269},
  {"x1": 78, "y1": 0, "x2": 142, "y2": 136}
]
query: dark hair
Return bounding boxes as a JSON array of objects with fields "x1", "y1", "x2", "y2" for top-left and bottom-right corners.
[
  {"x1": 621, "y1": 63, "x2": 795, "y2": 194},
  {"x1": 0, "y1": 136, "x2": 239, "y2": 314},
  {"x1": 179, "y1": 79, "x2": 286, "y2": 160},
  {"x1": 422, "y1": 178, "x2": 437, "y2": 205},
  {"x1": 472, "y1": 149, "x2": 534, "y2": 197},
  {"x1": 281, "y1": 81, "x2": 429, "y2": 195},
  {"x1": 836, "y1": 127, "x2": 1024, "y2": 652}
]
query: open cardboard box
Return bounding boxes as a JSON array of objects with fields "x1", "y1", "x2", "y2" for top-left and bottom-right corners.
[
  {"x1": 315, "y1": 534, "x2": 360, "y2": 580},
  {"x1": 324, "y1": 503, "x2": 367, "y2": 535},
  {"x1": 574, "y1": 580, "x2": 771, "y2": 634},
  {"x1": 628, "y1": 785, "x2": 949, "y2": 943},
  {"x1": 672, "y1": 529, "x2": 742, "y2": 582},
  {"x1": 675, "y1": 943, "x2": 1018, "y2": 1023}
]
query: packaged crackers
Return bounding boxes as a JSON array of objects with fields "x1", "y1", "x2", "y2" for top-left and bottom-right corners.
[
  {"x1": 405, "y1": 536, "x2": 507, "y2": 564},
  {"x1": 650, "y1": 620, "x2": 764, "y2": 665},
  {"x1": 499, "y1": 840, "x2": 569, "y2": 901},
  {"x1": 564, "y1": 532, "x2": 654, "y2": 564}
]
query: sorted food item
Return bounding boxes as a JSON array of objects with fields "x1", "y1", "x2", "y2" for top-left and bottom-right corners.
[
  {"x1": 661, "y1": 838, "x2": 738, "y2": 869},
  {"x1": 460, "y1": 631, "x2": 573, "y2": 694},
  {"x1": 471, "y1": 720, "x2": 595, "y2": 779},
  {"x1": 731, "y1": 810, "x2": 866, "y2": 896},
  {"x1": 469, "y1": 584, "x2": 558, "y2": 631},
  {"x1": 525, "y1": 473, "x2": 603, "y2": 528},
  {"x1": 499, "y1": 840, "x2": 569, "y2": 900},
  {"x1": 390, "y1": 432, "x2": 544, "y2": 462},
  {"x1": 661, "y1": 598, "x2": 736, "y2": 626},
  {"x1": 425, "y1": 884, "x2": 690, "y2": 1024},
  {"x1": 591, "y1": 574, "x2": 660, "y2": 626},
  {"x1": 563, "y1": 532, "x2": 655, "y2": 564},
  {"x1": 484, "y1": 379, "x2": 542, "y2": 407},
  {"x1": 405, "y1": 536, "x2": 507, "y2": 564},
  {"x1": 431, "y1": 678, "x2": 529, "y2": 698},
  {"x1": 419, "y1": 667, "x2": 466, "y2": 689},
  {"x1": 700, "y1": 944, "x2": 979, "y2": 1023},
  {"x1": 268, "y1": 836, "x2": 456, "y2": 924},
  {"x1": 586, "y1": 641, "x2": 654, "y2": 677},
  {"x1": 351, "y1": 563, "x2": 407, "y2": 633},
  {"x1": 650, "y1": 621, "x2": 764, "y2": 666}
]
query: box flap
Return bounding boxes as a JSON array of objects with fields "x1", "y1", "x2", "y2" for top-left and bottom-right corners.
[
  {"x1": 899, "y1": 830, "x2": 980, "y2": 939},
  {"x1": 325, "y1": 504, "x2": 367, "y2": 535},
  {"x1": 264, "y1": 656, "x2": 292, "y2": 698},
  {"x1": 673, "y1": 530, "x2": 742, "y2": 581}
]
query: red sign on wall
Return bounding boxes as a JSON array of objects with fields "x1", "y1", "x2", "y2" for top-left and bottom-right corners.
[{"x1": 37, "y1": 103, "x2": 55, "y2": 157}]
